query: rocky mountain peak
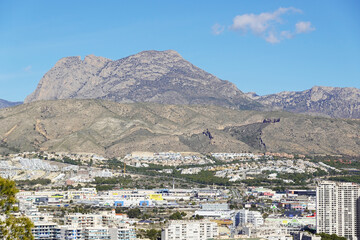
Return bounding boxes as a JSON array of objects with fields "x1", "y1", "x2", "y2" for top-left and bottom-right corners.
[
  {"x1": 135, "y1": 49, "x2": 182, "y2": 58},
  {"x1": 117, "y1": 50, "x2": 186, "y2": 69},
  {"x1": 24, "y1": 50, "x2": 260, "y2": 110},
  {"x1": 83, "y1": 54, "x2": 111, "y2": 66},
  {"x1": 54, "y1": 56, "x2": 82, "y2": 67}
]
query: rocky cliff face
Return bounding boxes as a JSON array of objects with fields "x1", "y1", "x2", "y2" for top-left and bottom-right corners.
[
  {"x1": 25, "y1": 50, "x2": 261, "y2": 110},
  {"x1": 0, "y1": 99, "x2": 22, "y2": 109},
  {"x1": 248, "y1": 86, "x2": 360, "y2": 118}
]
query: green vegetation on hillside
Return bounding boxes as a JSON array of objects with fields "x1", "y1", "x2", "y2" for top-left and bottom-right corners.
[
  {"x1": 93, "y1": 176, "x2": 132, "y2": 191},
  {"x1": 16, "y1": 178, "x2": 51, "y2": 186},
  {"x1": 328, "y1": 175, "x2": 360, "y2": 184}
]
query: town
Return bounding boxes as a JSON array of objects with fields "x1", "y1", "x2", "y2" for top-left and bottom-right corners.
[{"x1": 1, "y1": 151, "x2": 359, "y2": 240}]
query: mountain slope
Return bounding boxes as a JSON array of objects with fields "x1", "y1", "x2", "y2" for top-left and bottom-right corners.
[
  {"x1": 25, "y1": 50, "x2": 261, "y2": 110},
  {"x1": 0, "y1": 99, "x2": 22, "y2": 109},
  {"x1": 1, "y1": 99, "x2": 359, "y2": 157},
  {"x1": 248, "y1": 86, "x2": 360, "y2": 118}
]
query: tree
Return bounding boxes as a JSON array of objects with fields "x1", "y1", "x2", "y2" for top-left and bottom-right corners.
[
  {"x1": 169, "y1": 211, "x2": 183, "y2": 220},
  {"x1": 146, "y1": 229, "x2": 161, "y2": 240},
  {"x1": 193, "y1": 214, "x2": 204, "y2": 220},
  {"x1": 317, "y1": 233, "x2": 347, "y2": 240},
  {"x1": 0, "y1": 177, "x2": 34, "y2": 239},
  {"x1": 127, "y1": 208, "x2": 142, "y2": 218}
]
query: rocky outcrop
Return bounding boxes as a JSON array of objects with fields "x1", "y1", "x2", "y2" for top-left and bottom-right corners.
[
  {"x1": 249, "y1": 86, "x2": 360, "y2": 118},
  {"x1": 25, "y1": 50, "x2": 261, "y2": 110}
]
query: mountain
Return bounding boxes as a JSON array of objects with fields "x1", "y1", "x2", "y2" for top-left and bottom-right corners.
[
  {"x1": 0, "y1": 99, "x2": 22, "y2": 109},
  {"x1": 1, "y1": 99, "x2": 359, "y2": 157},
  {"x1": 24, "y1": 50, "x2": 360, "y2": 118},
  {"x1": 25, "y1": 50, "x2": 261, "y2": 110},
  {"x1": 247, "y1": 86, "x2": 360, "y2": 119}
]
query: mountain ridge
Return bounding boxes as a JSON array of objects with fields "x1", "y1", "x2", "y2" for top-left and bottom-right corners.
[
  {"x1": 0, "y1": 99, "x2": 22, "y2": 109},
  {"x1": 1, "y1": 99, "x2": 359, "y2": 157},
  {"x1": 248, "y1": 86, "x2": 360, "y2": 118},
  {"x1": 24, "y1": 50, "x2": 360, "y2": 118}
]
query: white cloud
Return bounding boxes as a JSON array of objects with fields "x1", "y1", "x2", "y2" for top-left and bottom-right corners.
[
  {"x1": 266, "y1": 31, "x2": 280, "y2": 43},
  {"x1": 295, "y1": 21, "x2": 315, "y2": 33},
  {"x1": 24, "y1": 65, "x2": 32, "y2": 72},
  {"x1": 281, "y1": 30, "x2": 294, "y2": 39},
  {"x1": 220, "y1": 7, "x2": 314, "y2": 44},
  {"x1": 212, "y1": 23, "x2": 225, "y2": 35},
  {"x1": 231, "y1": 7, "x2": 301, "y2": 35}
]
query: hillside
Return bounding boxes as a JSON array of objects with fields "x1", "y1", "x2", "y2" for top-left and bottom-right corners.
[{"x1": 1, "y1": 99, "x2": 359, "y2": 157}]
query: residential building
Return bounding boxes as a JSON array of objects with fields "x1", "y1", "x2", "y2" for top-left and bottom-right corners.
[
  {"x1": 234, "y1": 209, "x2": 264, "y2": 227},
  {"x1": 109, "y1": 224, "x2": 137, "y2": 240},
  {"x1": 59, "y1": 226, "x2": 82, "y2": 240},
  {"x1": 65, "y1": 212, "x2": 114, "y2": 228},
  {"x1": 161, "y1": 220, "x2": 218, "y2": 240},
  {"x1": 82, "y1": 227, "x2": 111, "y2": 240},
  {"x1": 316, "y1": 181, "x2": 360, "y2": 240},
  {"x1": 32, "y1": 221, "x2": 61, "y2": 240}
]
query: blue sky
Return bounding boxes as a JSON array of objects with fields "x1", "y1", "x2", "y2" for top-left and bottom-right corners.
[{"x1": 1, "y1": 0, "x2": 359, "y2": 101}]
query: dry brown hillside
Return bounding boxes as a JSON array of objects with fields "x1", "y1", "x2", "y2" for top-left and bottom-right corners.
[{"x1": 1, "y1": 99, "x2": 359, "y2": 157}]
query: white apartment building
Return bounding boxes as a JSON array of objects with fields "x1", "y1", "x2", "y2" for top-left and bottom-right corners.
[
  {"x1": 316, "y1": 181, "x2": 360, "y2": 240},
  {"x1": 59, "y1": 226, "x2": 83, "y2": 240},
  {"x1": 234, "y1": 209, "x2": 264, "y2": 227},
  {"x1": 161, "y1": 220, "x2": 218, "y2": 240},
  {"x1": 29, "y1": 212, "x2": 136, "y2": 240},
  {"x1": 82, "y1": 227, "x2": 111, "y2": 240},
  {"x1": 109, "y1": 224, "x2": 137, "y2": 240},
  {"x1": 65, "y1": 212, "x2": 114, "y2": 228},
  {"x1": 31, "y1": 224, "x2": 136, "y2": 240},
  {"x1": 32, "y1": 221, "x2": 61, "y2": 240}
]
